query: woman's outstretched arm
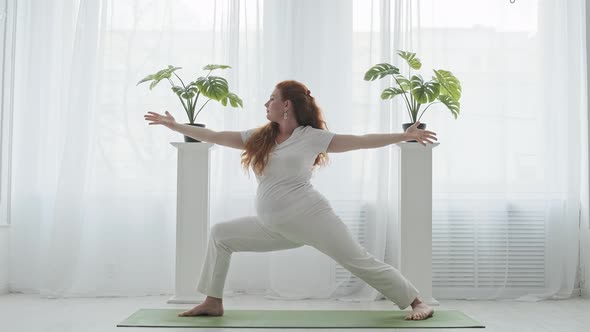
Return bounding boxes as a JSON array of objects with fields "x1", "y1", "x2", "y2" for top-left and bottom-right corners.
[
  {"x1": 327, "y1": 121, "x2": 437, "y2": 153},
  {"x1": 144, "y1": 111, "x2": 244, "y2": 149}
]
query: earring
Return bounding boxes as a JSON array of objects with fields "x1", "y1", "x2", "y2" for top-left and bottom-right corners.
[{"x1": 283, "y1": 112, "x2": 288, "y2": 120}]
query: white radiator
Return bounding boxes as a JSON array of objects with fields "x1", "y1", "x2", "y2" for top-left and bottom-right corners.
[{"x1": 432, "y1": 201, "x2": 548, "y2": 295}]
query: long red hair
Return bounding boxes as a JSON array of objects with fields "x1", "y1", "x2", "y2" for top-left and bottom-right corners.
[{"x1": 241, "y1": 80, "x2": 330, "y2": 175}]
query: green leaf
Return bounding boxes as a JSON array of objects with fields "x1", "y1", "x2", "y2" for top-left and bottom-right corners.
[
  {"x1": 196, "y1": 76, "x2": 229, "y2": 101},
  {"x1": 181, "y1": 91, "x2": 195, "y2": 99},
  {"x1": 171, "y1": 86, "x2": 183, "y2": 96},
  {"x1": 395, "y1": 75, "x2": 411, "y2": 91},
  {"x1": 139, "y1": 65, "x2": 182, "y2": 90},
  {"x1": 203, "y1": 64, "x2": 232, "y2": 71},
  {"x1": 137, "y1": 74, "x2": 155, "y2": 85},
  {"x1": 165, "y1": 65, "x2": 182, "y2": 73},
  {"x1": 410, "y1": 75, "x2": 440, "y2": 104},
  {"x1": 149, "y1": 80, "x2": 160, "y2": 90},
  {"x1": 433, "y1": 69, "x2": 462, "y2": 101},
  {"x1": 193, "y1": 77, "x2": 207, "y2": 87},
  {"x1": 438, "y1": 95, "x2": 461, "y2": 119},
  {"x1": 154, "y1": 66, "x2": 181, "y2": 80},
  {"x1": 381, "y1": 87, "x2": 405, "y2": 100},
  {"x1": 397, "y1": 50, "x2": 422, "y2": 70},
  {"x1": 363, "y1": 63, "x2": 400, "y2": 81},
  {"x1": 220, "y1": 92, "x2": 243, "y2": 108},
  {"x1": 151, "y1": 68, "x2": 168, "y2": 81}
]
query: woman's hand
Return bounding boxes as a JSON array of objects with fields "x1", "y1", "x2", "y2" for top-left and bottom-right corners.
[
  {"x1": 404, "y1": 121, "x2": 438, "y2": 146},
  {"x1": 144, "y1": 111, "x2": 178, "y2": 130}
]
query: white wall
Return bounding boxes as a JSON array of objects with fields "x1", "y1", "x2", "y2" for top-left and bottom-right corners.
[{"x1": 0, "y1": 226, "x2": 9, "y2": 294}]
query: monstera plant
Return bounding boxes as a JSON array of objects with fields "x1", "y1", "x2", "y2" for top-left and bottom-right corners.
[
  {"x1": 364, "y1": 51, "x2": 462, "y2": 131},
  {"x1": 137, "y1": 64, "x2": 243, "y2": 142}
]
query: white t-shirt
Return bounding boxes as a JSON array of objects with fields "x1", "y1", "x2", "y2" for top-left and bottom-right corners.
[{"x1": 241, "y1": 125, "x2": 335, "y2": 220}]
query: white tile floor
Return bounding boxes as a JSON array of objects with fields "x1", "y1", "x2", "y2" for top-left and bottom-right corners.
[{"x1": 0, "y1": 293, "x2": 589, "y2": 332}]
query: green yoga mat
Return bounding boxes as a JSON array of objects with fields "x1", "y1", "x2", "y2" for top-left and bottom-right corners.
[{"x1": 117, "y1": 309, "x2": 485, "y2": 328}]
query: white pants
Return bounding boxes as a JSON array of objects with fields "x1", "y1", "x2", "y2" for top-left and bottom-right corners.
[{"x1": 196, "y1": 210, "x2": 420, "y2": 309}]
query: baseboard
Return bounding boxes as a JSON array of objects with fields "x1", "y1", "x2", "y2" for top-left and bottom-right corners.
[
  {"x1": 0, "y1": 287, "x2": 9, "y2": 295},
  {"x1": 582, "y1": 287, "x2": 590, "y2": 299},
  {"x1": 167, "y1": 294, "x2": 205, "y2": 304}
]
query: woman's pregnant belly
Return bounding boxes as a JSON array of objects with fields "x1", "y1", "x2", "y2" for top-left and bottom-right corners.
[{"x1": 255, "y1": 183, "x2": 334, "y2": 225}]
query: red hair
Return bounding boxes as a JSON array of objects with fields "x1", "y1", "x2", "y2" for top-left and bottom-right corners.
[{"x1": 241, "y1": 80, "x2": 330, "y2": 175}]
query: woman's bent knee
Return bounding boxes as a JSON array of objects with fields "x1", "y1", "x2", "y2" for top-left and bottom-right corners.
[
  {"x1": 209, "y1": 222, "x2": 234, "y2": 242},
  {"x1": 209, "y1": 217, "x2": 258, "y2": 243}
]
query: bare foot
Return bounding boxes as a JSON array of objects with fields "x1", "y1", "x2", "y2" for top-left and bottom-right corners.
[
  {"x1": 178, "y1": 297, "x2": 224, "y2": 317},
  {"x1": 404, "y1": 298, "x2": 434, "y2": 320}
]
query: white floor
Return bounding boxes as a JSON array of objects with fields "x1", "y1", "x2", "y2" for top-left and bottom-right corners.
[{"x1": 0, "y1": 293, "x2": 589, "y2": 332}]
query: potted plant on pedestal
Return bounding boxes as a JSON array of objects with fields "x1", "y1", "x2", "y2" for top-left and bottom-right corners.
[
  {"x1": 364, "y1": 51, "x2": 462, "y2": 134},
  {"x1": 137, "y1": 64, "x2": 243, "y2": 142}
]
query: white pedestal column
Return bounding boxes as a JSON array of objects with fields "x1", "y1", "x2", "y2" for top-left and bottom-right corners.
[
  {"x1": 167, "y1": 142, "x2": 216, "y2": 304},
  {"x1": 396, "y1": 142, "x2": 439, "y2": 305}
]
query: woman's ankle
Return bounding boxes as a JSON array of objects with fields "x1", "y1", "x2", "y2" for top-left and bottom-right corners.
[
  {"x1": 205, "y1": 296, "x2": 223, "y2": 304},
  {"x1": 410, "y1": 297, "x2": 422, "y2": 308}
]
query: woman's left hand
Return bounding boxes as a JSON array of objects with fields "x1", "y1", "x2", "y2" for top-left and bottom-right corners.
[{"x1": 404, "y1": 121, "x2": 438, "y2": 146}]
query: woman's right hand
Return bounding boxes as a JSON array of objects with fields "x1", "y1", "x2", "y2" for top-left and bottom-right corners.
[{"x1": 144, "y1": 111, "x2": 178, "y2": 130}]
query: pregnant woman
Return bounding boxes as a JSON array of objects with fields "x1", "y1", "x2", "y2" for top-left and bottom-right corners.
[{"x1": 144, "y1": 80, "x2": 437, "y2": 320}]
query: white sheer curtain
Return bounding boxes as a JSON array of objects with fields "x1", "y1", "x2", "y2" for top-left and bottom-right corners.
[
  {"x1": 415, "y1": 0, "x2": 587, "y2": 300},
  {"x1": 8, "y1": 0, "x2": 587, "y2": 303}
]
